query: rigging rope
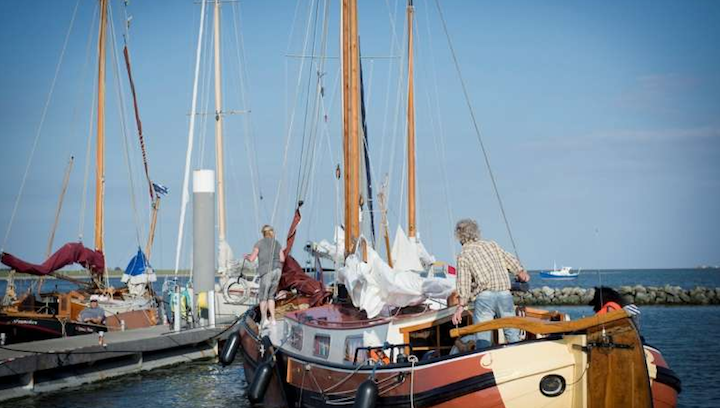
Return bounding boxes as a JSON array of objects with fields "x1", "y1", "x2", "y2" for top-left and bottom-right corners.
[
  {"x1": 77, "y1": 1, "x2": 101, "y2": 243},
  {"x1": 121, "y1": 0, "x2": 154, "y2": 202},
  {"x1": 295, "y1": 0, "x2": 322, "y2": 203},
  {"x1": 1, "y1": 0, "x2": 81, "y2": 253},
  {"x1": 231, "y1": 1, "x2": 263, "y2": 232},
  {"x1": 433, "y1": 0, "x2": 522, "y2": 261},
  {"x1": 108, "y1": 4, "x2": 143, "y2": 247},
  {"x1": 270, "y1": 0, "x2": 318, "y2": 227},
  {"x1": 174, "y1": 0, "x2": 208, "y2": 275}
]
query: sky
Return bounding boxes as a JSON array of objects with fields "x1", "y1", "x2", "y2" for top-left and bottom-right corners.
[{"x1": 0, "y1": 0, "x2": 718, "y2": 271}]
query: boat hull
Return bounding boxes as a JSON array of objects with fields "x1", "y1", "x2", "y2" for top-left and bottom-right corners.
[
  {"x1": 0, "y1": 314, "x2": 104, "y2": 344},
  {"x1": 238, "y1": 312, "x2": 680, "y2": 408}
]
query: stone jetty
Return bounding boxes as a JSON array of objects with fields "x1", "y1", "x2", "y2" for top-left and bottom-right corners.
[{"x1": 513, "y1": 285, "x2": 720, "y2": 306}]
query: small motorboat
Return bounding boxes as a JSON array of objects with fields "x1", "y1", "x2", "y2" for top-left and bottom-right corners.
[{"x1": 540, "y1": 265, "x2": 580, "y2": 279}]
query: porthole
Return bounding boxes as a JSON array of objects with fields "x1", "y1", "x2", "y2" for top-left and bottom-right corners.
[{"x1": 539, "y1": 374, "x2": 566, "y2": 397}]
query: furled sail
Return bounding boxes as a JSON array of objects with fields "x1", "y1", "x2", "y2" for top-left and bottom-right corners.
[
  {"x1": 122, "y1": 248, "x2": 157, "y2": 297},
  {"x1": 390, "y1": 226, "x2": 436, "y2": 272},
  {"x1": 279, "y1": 255, "x2": 332, "y2": 307},
  {"x1": 308, "y1": 226, "x2": 345, "y2": 264},
  {"x1": 338, "y1": 241, "x2": 453, "y2": 318},
  {"x1": 122, "y1": 248, "x2": 157, "y2": 284},
  {"x1": 1, "y1": 242, "x2": 104, "y2": 277}
]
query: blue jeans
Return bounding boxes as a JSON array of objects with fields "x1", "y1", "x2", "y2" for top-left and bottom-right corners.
[{"x1": 472, "y1": 290, "x2": 520, "y2": 345}]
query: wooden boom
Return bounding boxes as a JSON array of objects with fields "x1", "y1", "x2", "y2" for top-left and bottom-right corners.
[{"x1": 450, "y1": 308, "x2": 629, "y2": 337}]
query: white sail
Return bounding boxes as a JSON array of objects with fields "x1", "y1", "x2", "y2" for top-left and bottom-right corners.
[
  {"x1": 338, "y1": 241, "x2": 453, "y2": 318},
  {"x1": 390, "y1": 226, "x2": 436, "y2": 272},
  {"x1": 308, "y1": 226, "x2": 346, "y2": 264}
]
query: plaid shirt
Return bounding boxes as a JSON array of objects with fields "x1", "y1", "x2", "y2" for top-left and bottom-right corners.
[{"x1": 456, "y1": 240, "x2": 523, "y2": 306}]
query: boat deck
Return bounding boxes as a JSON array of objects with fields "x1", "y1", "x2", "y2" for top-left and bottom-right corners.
[{"x1": 0, "y1": 316, "x2": 238, "y2": 402}]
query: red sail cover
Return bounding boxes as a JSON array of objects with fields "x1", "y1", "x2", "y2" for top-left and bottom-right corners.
[
  {"x1": 280, "y1": 255, "x2": 331, "y2": 306},
  {"x1": 1, "y1": 243, "x2": 105, "y2": 277}
]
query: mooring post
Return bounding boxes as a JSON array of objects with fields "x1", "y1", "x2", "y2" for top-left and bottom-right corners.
[{"x1": 193, "y1": 170, "x2": 216, "y2": 328}]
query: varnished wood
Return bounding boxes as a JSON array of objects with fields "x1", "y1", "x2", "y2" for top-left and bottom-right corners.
[
  {"x1": 450, "y1": 308, "x2": 629, "y2": 338},
  {"x1": 587, "y1": 318, "x2": 653, "y2": 408},
  {"x1": 145, "y1": 197, "x2": 161, "y2": 260},
  {"x1": 342, "y1": 0, "x2": 360, "y2": 254},
  {"x1": 406, "y1": 0, "x2": 416, "y2": 238},
  {"x1": 95, "y1": 0, "x2": 108, "y2": 253}
]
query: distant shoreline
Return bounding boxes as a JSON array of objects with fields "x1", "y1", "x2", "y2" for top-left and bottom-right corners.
[{"x1": 0, "y1": 270, "x2": 189, "y2": 279}]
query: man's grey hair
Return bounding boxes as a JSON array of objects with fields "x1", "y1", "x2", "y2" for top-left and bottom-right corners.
[{"x1": 455, "y1": 219, "x2": 481, "y2": 244}]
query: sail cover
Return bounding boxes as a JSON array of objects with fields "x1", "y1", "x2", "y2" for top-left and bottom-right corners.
[
  {"x1": 1, "y1": 242, "x2": 105, "y2": 277},
  {"x1": 279, "y1": 255, "x2": 332, "y2": 306},
  {"x1": 122, "y1": 248, "x2": 157, "y2": 284}
]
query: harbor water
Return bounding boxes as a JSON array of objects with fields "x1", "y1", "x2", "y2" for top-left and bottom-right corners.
[{"x1": 1, "y1": 268, "x2": 719, "y2": 408}]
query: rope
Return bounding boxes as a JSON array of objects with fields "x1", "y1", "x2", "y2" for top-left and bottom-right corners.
[
  {"x1": 230, "y1": 1, "x2": 263, "y2": 232},
  {"x1": 270, "y1": 0, "x2": 318, "y2": 227},
  {"x1": 79, "y1": 3, "x2": 101, "y2": 242},
  {"x1": 1, "y1": 0, "x2": 81, "y2": 253},
  {"x1": 108, "y1": 4, "x2": 143, "y2": 247},
  {"x1": 408, "y1": 354, "x2": 419, "y2": 408},
  {"x1": 174, "y1": 0, "x2": 208, "y2": 275},
  {"x1": 433, "y1": 0, "x2": 521, "y2": 261}
]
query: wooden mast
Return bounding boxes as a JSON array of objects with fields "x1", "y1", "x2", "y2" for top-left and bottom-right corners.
[
  {"x1": 343, "y1": 0, "x2": 360, "y2": 255},
  {"x1": 406, "y1": 0, "x2": 417, "y2": 238},
  {"x1": 94, "y1": 0, "x2": 108, "y2": 253},
  {"x1": 145, "y1": 198, "x2": 160, "y2": 260},
  {"x1": 213, "y1": 0, "x2": 228, "y2": 245}
]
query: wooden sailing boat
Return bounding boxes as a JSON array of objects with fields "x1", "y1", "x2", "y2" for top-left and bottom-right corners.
[
  {"x1": 0, "y1": 0, "x2": 159, "y2": 344},
  {"x1": 234, "y1": 1, "x2": 680, "y2": 407}
]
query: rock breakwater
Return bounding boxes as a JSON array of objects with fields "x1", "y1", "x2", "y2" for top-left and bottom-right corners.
[{"x1": 513, "y1": 285, "x2": 720, "y2": 305}]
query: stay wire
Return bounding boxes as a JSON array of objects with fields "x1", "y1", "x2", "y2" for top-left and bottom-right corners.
[
  {"x1": 295, "y1": 0, "x2": 322, "y2": 203},
  {"x1": 78, "y1": 2, "x2": 101, "y2": 242},
  {"x1": 108, "y1": 4, "x2": 144, "y2": 247},
  {"x1": 1, "y1": 0, "x2": 82, "y2": 253},
  {"x1": 433, "y1": 0, "x2": 521, "y2": 262},
  {"x1": 231, "y1": 1, "x2": 263, "y2": 232}
]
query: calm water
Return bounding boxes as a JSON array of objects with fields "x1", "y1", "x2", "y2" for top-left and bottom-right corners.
[{"x1": 2, "y1": 269, "x2": 719, "y2": 408}]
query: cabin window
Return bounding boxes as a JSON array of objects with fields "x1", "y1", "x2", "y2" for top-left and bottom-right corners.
[
  {"x1": 289, "y1": 325, "x2": 303, "y2": 351},
  {"x1": 344, "y1": 335, "x2": 367, "y2": 364},
  {"x1": 313, "y1": 335, "x2": 331, "y2": 359}
]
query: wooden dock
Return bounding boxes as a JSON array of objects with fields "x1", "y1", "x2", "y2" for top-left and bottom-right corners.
[{"x1": 0, "y1": 317, "x2": 237, "y2": 402}]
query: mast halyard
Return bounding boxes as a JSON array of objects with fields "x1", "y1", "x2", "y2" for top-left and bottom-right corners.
[
  {"x1": 342, "y1": 0, "x2": 361, "y2": 255},
  {"x1": 94, "y1": 0, "x2": 108, "y2": 254},
  {"x1": 407, "y1": 0, "x2": 417, "y2": 239},
  {"x1": 213, "y1": 0, "x2": 228, "y2": 249}
]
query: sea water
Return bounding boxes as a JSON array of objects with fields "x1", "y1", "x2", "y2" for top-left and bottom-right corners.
[{"x1": 1, "y1": 269, "x2": 719, "y2": 408}]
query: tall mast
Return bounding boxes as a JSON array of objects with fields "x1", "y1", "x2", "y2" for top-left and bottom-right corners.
[
  {"x1": 94, "y1": 0, "x2": 108, "y2": 253},
  {"x1": 406, "y1": 0, "x2": 417, "y2": 238},
  {"x1": 213, "y1": 0, "x2": 227, "y2": 245},
  {"x1": 342, "y1": 0, "x2": 360, "y2": 255}
]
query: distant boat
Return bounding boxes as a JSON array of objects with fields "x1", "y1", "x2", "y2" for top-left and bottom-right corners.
[{"x1": 540, "y1": 264, "x2": 580, "y2": 279}]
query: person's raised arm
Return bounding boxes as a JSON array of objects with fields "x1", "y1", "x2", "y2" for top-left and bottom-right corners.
[
  {"x1": 498, "y1": 244, "x2": 529, "y2": 282},
  {"x1": 245, "y1": 247, "x2": 260, "y2": 262}
]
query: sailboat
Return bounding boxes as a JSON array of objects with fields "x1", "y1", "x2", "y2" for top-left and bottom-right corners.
[
  {"x1": 0, "y1": 0, "x2": 159, "y2": 344},
  {"x1": 232, "y1": 1, "x2": 680, "y2": 407}
]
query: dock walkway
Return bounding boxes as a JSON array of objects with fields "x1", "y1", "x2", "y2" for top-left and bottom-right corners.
[{"x1": 0, "y1": 317, "x2": 237, "y2": 402}]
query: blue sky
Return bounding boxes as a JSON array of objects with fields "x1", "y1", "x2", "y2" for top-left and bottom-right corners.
[{"x1": 0, "y1": 0, "x2": 718, "y2": 271}]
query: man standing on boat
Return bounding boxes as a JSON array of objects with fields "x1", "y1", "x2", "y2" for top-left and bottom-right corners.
[
  {"x1": 451, "y1": 219, "x2": 529, "y2": 346},
  {"x1": 245, "y1": 225, "x2": 285, "y2": 328}
]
